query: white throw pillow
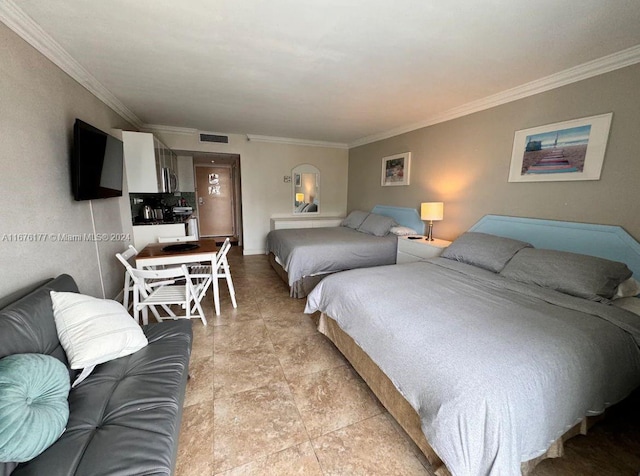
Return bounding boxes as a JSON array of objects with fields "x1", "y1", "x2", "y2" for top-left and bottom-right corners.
[
  {"x1": 50, "y1": 291, "x2": 148, "y2": 386},
  {"x1": 390, "y1": 226, "x2": 418, "y2": 236},
  {"x1": 613, "y1": 277, "x2": 640, "y2": 299}
]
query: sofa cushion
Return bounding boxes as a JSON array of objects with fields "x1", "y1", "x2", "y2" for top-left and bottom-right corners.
[
  {"x1": 0, "y1": 353, "x2": 70, "y2": 463},
  {"x1": 11, "y1": 319, "x2": 193, "y2": 476},
  {"x1": 0, "y1": 275, "x2": 78, "y2": 377}
]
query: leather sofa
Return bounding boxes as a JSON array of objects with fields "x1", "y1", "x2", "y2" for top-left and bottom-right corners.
[{"x1": 0, "y1": 274, "x2": 192, "y2": 476}]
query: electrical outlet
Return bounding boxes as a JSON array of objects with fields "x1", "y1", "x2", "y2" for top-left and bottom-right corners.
[{"x1": 284, "y1": 176, "x2": 291, "y2": 183}]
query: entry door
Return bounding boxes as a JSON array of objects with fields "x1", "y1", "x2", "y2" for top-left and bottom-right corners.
[{"x1": 195, "y1": 165, "x2": 234, "y2": 237}]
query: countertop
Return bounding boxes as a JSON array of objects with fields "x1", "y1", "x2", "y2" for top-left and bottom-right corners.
[{"x1": 133, "y1": 215, "x2": 191, "y2": 226}]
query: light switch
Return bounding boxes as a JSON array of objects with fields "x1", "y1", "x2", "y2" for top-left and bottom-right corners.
[{"x1": 284, "y1": 176, "x2": 291, "y2": 183}]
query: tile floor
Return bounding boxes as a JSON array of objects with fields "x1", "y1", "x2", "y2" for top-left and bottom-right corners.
[{"x1": 174, "y1": 248, "x2": 640, "y2": 476}]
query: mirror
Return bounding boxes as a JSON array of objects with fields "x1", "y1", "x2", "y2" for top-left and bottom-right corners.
[{"x1": 292, "y1": 164, "x2": 320, "y2": 214}]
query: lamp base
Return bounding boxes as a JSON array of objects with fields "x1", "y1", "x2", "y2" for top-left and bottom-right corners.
[{"x1": 426, "y1": 221, "x2": 434, "y2": 241}]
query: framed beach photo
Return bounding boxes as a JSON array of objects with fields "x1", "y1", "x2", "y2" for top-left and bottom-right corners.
[
  {"x1": 381, "y1": 152, "x2": 411, "y2": 186},
  {"x1": 508, "y1": 113, "x2": 612, "y2": 182}
]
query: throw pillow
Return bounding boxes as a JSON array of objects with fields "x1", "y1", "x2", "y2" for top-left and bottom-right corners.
[
  {"x1": 341, "y1": 210, "x2": 370, "y2": 229},
  {"x1": 0, "y1": 353, "x2": 70, "y2": 462},
  {"x1": 357, "y1": 213, "x2": 397, "y2": 237},
  {"x1": 50, "y1": 291, "x2": 148, "y2": 386},
  {"x1": 441, "y1": 232, "x2": 532, "y2": 273}
]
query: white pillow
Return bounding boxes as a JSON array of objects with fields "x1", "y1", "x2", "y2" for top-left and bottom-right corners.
[
  {"x1": 390, "y1": 226, "x2": 418, "y2": 236},
  {"x1": 50, "y1": 291, "x2": 148, "y2": 386},
  {"x1": 613, "y1": 277, "x2": 640, "y2": 299}
]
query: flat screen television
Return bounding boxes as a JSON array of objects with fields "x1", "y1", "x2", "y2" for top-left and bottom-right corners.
[{"x1": 71, "y1": 119, "x2": 124, "y2": 201}]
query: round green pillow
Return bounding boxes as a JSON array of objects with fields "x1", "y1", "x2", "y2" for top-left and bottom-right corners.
[{"x1": 0, "y1": 353, "x2": 70, "y2": 462}]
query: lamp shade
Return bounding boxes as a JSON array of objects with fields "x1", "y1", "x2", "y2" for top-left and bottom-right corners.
[
  {"x1": 295, "y1": 193, "x2": 305, "y2": 202},
  {"x1": 421, "y1": 202, "x2": 444, "y2": 221}
]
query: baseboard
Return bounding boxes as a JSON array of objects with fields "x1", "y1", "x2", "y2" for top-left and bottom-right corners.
[{"x1": 243, "y1": 248, "x2": 265, "y2": 256}]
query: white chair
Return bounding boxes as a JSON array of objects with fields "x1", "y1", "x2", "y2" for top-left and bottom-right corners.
[
  {"x1": 115, "y1": 245, "x2": 138, "y2": 312},
  {"x1": 211, "y1": 237, "x2": 237, "y2": 313},
  {"x1": 157, "y1": 235, "x2": 198, "y2": 243},
  {"x1": 158, "y1": 235, "x2": 213, "y2": 289},
  {"x1": 128, "y1": 264, "x2": 208, "y2": 326}
]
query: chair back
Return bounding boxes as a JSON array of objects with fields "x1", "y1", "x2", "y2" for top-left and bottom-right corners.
[
  {"x1": 158, "y1": 235, "x2": 198, "y2": 243},
  {"x1": 115, "y1": 245, "x2": 138, "y2": 269},
  {"x1": 215, "y1": 238, "x2": 232, "y2": 268}
]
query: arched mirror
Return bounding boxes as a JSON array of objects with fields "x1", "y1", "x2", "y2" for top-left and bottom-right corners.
[{"x1": 292, "y1": 164, "x2": 320, "y2": 214}]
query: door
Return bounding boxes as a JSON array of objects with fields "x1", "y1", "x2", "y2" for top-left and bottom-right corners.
[{"x1": 195, "y1": 165, "x2": 234, "y2": 237}]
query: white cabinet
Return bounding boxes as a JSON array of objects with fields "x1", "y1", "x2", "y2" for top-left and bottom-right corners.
[
  {"x1": 396, "y1": 236, "x2": 451, "y2": 264},
  {"x1": 132, "y1": 224, "x2": 186, "y2": 250},
  {"x1": 270, "y1": 217, "x2": 344, "y2": 230},
  {"x1": 123, "y1": 131, "x2": 179, "y2": 193}
]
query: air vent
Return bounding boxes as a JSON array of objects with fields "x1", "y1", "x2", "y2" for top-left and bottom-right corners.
[{"x1": 199, "y1": 133, "x2": 229, "y2": 143}]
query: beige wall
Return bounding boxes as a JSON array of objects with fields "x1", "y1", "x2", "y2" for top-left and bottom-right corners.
[
  {"x1": 0, "y1": 24, "x2": 133, "y2": 298},
  {"x1": 348, "y1": 63, "x2": 640, "y2": 242},
  {"x1": 155, "y1": 132, "x2": 349, "y2": 254}
]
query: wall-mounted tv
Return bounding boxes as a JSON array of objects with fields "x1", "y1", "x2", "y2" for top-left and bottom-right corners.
[{"x1": 71, "y1": 119, "x2": 124, "y2": 201}]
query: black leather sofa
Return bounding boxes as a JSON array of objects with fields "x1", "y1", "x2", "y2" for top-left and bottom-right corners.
[{"x1": 0, "y1": 274, "x2": 193, "y2": 476}]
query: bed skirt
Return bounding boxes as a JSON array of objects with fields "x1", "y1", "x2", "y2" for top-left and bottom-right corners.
[
  {"x1": 317, "y1": 312, "x2": 603, "y2": 475},
  {"x1": 268, "y1": 252, "x2": 332, "y2": 299}
]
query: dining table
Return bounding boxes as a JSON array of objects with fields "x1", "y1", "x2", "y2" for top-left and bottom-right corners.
[{"x1": 135, "y1": 240, "x2": 221, "y2": 316}]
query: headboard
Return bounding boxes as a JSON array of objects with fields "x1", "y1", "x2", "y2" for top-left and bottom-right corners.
[
  {"x1": 371, "y1": 205, "x2": 425, "y2": 235},
  {"x1": 470, "y1": 215, "x2": 640, "y2": 277}
]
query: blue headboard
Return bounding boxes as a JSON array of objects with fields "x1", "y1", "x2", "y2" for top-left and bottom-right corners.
[
  {"x1": 371, "y1": 205, "x2": 425, "y2": 235},
  {"x1": 470, "y1": 215, "x2": 640, "y2": 277}
]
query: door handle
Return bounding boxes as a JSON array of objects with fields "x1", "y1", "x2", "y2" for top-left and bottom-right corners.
[{"x1": 198, "y1": 197, "x2": 204, "y2": 205}]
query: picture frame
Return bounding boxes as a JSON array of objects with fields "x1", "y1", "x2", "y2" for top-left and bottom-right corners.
[
  {"x1": 508, "y1": 113, "x2": 612, "y2": 182},
  {"x1": 381, "y1": 152, "x2": 411, "y2": 186},
  {"x1": 294, "y1": 173, "x2": 301, "y2": 187}
]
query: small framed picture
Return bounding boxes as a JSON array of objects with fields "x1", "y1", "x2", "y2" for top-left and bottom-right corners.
[
  {"x1": 294, "y1": 173, "x2": 301, "y2": 187},
  {"x1": 508, "y1": 113, "x2": 612, "y2": 182},
  {"x1": 381, "y1": 152, "x2": 411, "y2": 186}
]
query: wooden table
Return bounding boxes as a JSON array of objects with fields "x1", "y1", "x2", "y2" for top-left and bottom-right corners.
[{"x1": 135, "y1": 240, "x2": 221, "y2": 316}]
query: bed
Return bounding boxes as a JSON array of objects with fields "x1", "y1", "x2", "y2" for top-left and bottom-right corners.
[
  {"x1": 266, "y1": 205, "x2": 425, "y2": 298},
  {"x1": 304, "y1": 215, "x2": 640, "y2": 475}
]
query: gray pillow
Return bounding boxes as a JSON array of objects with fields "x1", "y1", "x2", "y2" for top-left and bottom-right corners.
[
  {"x1": 441, "y1": 232, "x2": 532, "y2": 273},
  {"x1": 500, "y1": 248, "x2": 633, "y2": 302},
  {"x1": 341, "y1": 210, "x2": 370, "y2": 229},
  {"x1": 357, "y1": 213, "x2": 397, "y2": 237}
]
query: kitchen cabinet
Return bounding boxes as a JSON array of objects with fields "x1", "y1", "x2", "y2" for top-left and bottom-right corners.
[{"x1": 123, "y1": 131, "x2": 179, "y2": 193}]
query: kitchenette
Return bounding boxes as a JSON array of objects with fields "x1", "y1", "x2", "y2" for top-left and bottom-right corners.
[{"x1": 123, "y1": 130, "x2": 198, "y2": 250}]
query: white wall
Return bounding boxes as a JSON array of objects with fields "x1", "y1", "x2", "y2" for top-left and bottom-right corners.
[
  {"x1": 0, "y1": 24, "x2": 133, "y2": 298},
  {"x1": 153, "y1": 132, "x2": 349, "y2": 254}
]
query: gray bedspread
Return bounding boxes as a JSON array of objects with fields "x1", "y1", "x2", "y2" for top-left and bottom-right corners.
[
  {"x1": 266, "y1": 226, "x2": 398, "y2": 285},
  {"x1": 305, "y1": 258, "x2": 640, "y2": 476}
]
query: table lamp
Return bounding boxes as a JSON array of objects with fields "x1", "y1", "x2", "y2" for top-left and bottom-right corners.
[
  {"x1": 420, "y1": 202, "x2": 444, "y2": 241},
  {"x1": 295, "y1": 193, "x2": 305, "y2": 204}
]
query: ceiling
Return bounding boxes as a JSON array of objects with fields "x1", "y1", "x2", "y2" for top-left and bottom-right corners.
[{"x1": 6, "y1": 0, "x2": 640, "y2": 146}]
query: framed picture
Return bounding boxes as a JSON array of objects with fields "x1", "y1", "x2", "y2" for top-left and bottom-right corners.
[
  {"x1": 294, "y1": 173, "x2": 301, "y2": 187},
  {"x1": 381, "y1": 152, "x2": 411, "y2": 186},
  {"x1": 508, "y1": 113, "x2": 612, "y2": 182}
]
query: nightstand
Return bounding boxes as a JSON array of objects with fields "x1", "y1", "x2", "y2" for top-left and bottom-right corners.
[{"x1": 396, "y1": 236, "x2": 452, "y2": 264}]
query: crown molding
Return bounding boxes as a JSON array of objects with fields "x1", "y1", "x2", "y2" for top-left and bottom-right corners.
[
  {"x1": 246, "y1": 134, "x2": 349, "y2": 149},
  {"x1": 0, "y1": 0, "x2": 143, "y2": 129},
  {"x1": 143, "y1": 124, "x2": 199, "y2": 135},
  {"x1": 349, "y1": 44, "x2": 640, "y2": 148}
]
